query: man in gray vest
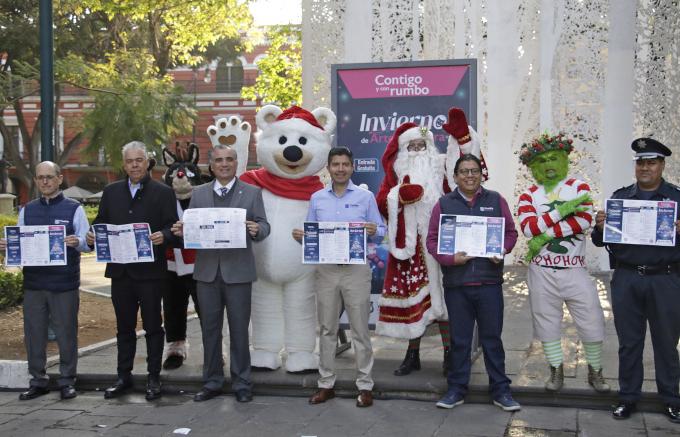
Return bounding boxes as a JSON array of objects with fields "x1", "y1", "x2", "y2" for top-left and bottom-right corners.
[
  {"x1": 0, "y1": 161, "x2": 90, "y2": 400},
  {"x1": 172, "y1": 145, "x2": 270, "y2": 403}
]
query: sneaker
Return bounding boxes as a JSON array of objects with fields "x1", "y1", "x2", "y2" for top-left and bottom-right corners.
[
  {"x1": 493, "y1": 393, "x2": 521, "y2": 412},
  {"x1": 587, "y1": 365, "x2": 610, "y2": 393},
  {"x1": 435, "y1": 390, "x2": 464, "y2": 409}
]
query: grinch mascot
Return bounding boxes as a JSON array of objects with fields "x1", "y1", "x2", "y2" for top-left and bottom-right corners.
[
  {"x1": 517, "y1": 132, "x2": 608, "y2": 393},
  {"x1": 376, "y1": 108, "x2": 487, "y2": 376}
]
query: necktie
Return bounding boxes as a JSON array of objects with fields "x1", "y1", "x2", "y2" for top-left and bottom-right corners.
[{"x1": 220, "y1": 187, "x2": 229, "y2": 197}]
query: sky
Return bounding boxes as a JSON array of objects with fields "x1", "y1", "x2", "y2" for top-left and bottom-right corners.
[{"x1": 250, "y1": 0, "x2": 302, "y2": 26}]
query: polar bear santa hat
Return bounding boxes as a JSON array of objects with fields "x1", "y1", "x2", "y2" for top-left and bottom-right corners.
[{"x1": 256, "y1": 105, "x2": 336, "y2": 141}]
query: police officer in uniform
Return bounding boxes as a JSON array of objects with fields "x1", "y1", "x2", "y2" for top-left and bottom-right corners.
[{"x1": 592, "y1": 138, "x2": 680, "y2": 423}]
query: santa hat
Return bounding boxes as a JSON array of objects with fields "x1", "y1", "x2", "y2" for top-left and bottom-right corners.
[
  {"x1": 442, "y1": 107, "x2": 472, "y2": 145},
  {"x1": 274, "y1": 105, "x2": 324, "y2": 130},
  {"x1": 381, "y1": 122, "x2": 434, "y2": 190}
]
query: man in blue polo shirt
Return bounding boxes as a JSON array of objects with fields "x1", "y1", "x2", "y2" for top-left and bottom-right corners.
[
  {"x1": 293, "y1": 146, "x2": 385, "y2": 408},
  {"x1": 0, "y1": 161, "x2": 90, "y2": 401}
]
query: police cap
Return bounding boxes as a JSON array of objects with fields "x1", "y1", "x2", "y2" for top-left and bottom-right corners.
[{"x1": 632, "y1": 137, "x2": 671, "y2": 160}]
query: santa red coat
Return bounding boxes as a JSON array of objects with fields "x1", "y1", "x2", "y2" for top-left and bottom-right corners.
[{"x1": 375, "y1": 174, "x2": 449, "y2": 340}]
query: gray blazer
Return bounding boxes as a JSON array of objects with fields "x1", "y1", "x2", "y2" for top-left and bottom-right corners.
[{"x1": 189, "y1": 178, "x2": 270, "y2": 284}]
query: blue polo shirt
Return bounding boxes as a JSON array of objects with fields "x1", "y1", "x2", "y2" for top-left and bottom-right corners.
[{"x1": 306, "y1": 180, "x2": 385, "y2": 241}]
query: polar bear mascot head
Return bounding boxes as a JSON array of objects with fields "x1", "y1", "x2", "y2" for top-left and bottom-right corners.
[
  {"x1": 207, "y1": 115, "x2": 252, "y2": 176},
  {"x1": 255, "y1": 105, "x2": 337, "y2": 179}
]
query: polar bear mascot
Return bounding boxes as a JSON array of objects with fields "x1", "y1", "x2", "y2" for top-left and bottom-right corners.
[{"x1": 240, "y1": 105, "x2": 336, "y2": 372}]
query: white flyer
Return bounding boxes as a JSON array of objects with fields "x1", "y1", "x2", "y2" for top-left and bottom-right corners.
[
  {"x1": 182, "y1": 208, "x2": 247, "y2": 249},
  {"x1": 437, "y1": 214, "x2": 505, "y2": 258},
  {"x1": 93, "y1": 223, "x2": 155, "y2": 263},
  {"x1": 4, "y1": 225, "x2": 67, "y2": 267},
  {"x1": 603, "y1": 199, "x2": 677, "y2": 246},
  {"x1": 302, "y1": 221, "x2": 367, "y2": 264}
]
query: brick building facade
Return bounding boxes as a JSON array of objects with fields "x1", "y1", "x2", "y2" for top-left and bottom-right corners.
[{"x1": 1, "y1": 45, "x2": 269, "y2": 205}]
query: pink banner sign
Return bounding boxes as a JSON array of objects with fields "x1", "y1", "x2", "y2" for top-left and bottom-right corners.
[{"x1": 338, "y1": 65, "x2": 468, "y2": 99}]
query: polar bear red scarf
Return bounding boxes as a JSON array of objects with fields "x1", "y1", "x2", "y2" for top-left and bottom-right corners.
[{"x1": 240, "y1": 168, "x2": 323, "y2": 200}]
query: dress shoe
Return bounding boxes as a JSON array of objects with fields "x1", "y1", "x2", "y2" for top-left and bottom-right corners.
[
  {"x1": 104, "y1": 378, "x2": 133, "y2": 399},
  {"x1": 145, "y1": 375, "x2": 162, "y2": 401},
  {"x1": 194, "y1": 388, "x2": 222, "y2": 402},
  {"x1": 356, "y1": 390, "x2": 373, "y2": 407},
  {"x1": 19, "y1": 386, "x2": 49, "y2": 401},
  {"x1": 393, "y1": 349, "x2": 421, "y2": 376},
  {"x1": 665, "y1": 404, "x2": 680, "y2": 423},
  {"x1": 162, "y1": 355, "x2": 184, "y2": 370},
  {"x1": 60, "y1": 385, "x2": 77, "y2": 400},
  {"x1": 309, "y1": 388, "x2": 335, "y2": 404},
  {"x1": 235, "y1": 389, "x2": 253, "y2": 403},
  {"x1": 612, "y1": 402, "x2": 635, "y2": 420}
]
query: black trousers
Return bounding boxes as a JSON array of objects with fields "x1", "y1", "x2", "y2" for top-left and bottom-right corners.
[
  {"x1": 611, "y1": 268, "x2": 680, "y2": 406},
  {"x1": 163, "y1": 272, "x2": 199, "y2": 343},
  {"x1": 111, "y1": 276, "x2": 165, "y2": 378}
]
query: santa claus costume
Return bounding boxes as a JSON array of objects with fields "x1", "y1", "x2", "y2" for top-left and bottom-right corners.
[{"x1": 376, "y1": 109, "x2": 486, "y2": 376}]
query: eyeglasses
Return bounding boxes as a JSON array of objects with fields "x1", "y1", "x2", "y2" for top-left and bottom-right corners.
[
  {"x1": 457, "y1": 168, "x2": 481, "y2": 176},
  {"x1": 407, "y1": 141, "x2": 427, "y2": 151},
  {"x1": 35, "y1": 175, "x2": 58, "y2": 182}
]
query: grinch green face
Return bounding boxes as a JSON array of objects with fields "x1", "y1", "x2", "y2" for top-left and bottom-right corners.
[{"x1": 528, "y1": 149, "x2": 569, "y2": 186}]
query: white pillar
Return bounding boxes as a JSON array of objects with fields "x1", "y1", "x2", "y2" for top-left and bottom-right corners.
[
  {"x1": 301, "y1": 0, "x2": 315, "y2": 106},
  {"x1": 343, "y1": 0, "x2": 373, "y2": 62},
  {"x1": 597, "y1": 0, "x2": 637, "y2": 269},
  {"x1": 485, "y1": 0, "x2": 522, "y2": 262},
  {"x1": 539, "y1": 0, "x2": 562, "y2": 131}
]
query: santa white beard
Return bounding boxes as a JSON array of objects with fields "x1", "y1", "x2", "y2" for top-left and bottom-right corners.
[{"x1": 393, "y1": 149, "x2": 445, "y2": 234}]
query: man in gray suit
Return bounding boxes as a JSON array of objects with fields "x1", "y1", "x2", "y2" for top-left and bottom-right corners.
[{"x1": 172, "y1": 145, "x2": 270, "y2": 403}]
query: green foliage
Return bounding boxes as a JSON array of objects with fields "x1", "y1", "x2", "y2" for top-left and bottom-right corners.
[
  {"x1": 0, "y1": 267, "x2": 23, "y2": 310},
  {"x1": 59, "y1": 51, "x2": 197, "y2": 168},
  {"x1": 0, "y1": 213, "x2": 18, "y2": 233},
  {"x1": 83, "y1": 205, "x2": 99, "y2": 224},
  {"x1": 242, "y1": 25, "x2": 302, "y2": 107},
  {"x1": 70, "y1": 0, "x2": 253, "y2": 73}
]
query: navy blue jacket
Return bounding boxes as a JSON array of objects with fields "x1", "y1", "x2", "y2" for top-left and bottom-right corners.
[
  {"x1": 23, "y1": 193, "x2": 81, "y2": 292},
  {"x1": 439, "y1": 188, "x2": 505, "y2": 288}
]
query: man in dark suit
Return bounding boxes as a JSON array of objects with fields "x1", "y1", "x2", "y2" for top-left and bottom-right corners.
[
  {"x1": 86, "y1": 141, "x2": 178, "y2": 401},
  {"x1": 172, "y1": 144, "x2": 270, "y2": 403}
]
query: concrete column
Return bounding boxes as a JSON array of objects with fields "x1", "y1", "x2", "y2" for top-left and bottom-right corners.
[
  {"x1": 597, "y1": 0, "x2": 637, "y2": 269},
  {"x1": 343, "y1": 0, "x2": 373, "y2": 63}
]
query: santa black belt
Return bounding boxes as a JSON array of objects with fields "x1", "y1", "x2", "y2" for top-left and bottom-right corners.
[{"x1": 616, "y1": 262, "x2": 680, "y2": 276}]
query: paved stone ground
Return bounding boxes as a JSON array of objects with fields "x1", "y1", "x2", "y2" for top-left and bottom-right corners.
[
  {"x1": 1, "y1": 390, "x2": 679, "y2": 437},
  {"x1": 65, "y1": 263, "x2": 661, "y2": 396}
]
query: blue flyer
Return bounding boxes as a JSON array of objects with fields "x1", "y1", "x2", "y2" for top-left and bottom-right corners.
[
  {"x1": 93, "y1": 224, "x2": 112, "y2": 262},
  {"x1": 437, "y1": 214, "x2": 504, "y2": 258},
  {"x1": 94, "y1": 223, "x2": 155, "y2": 263},
  {"x1": 302, "y1": 221, "x2": 367, "y2": 264},
  {"x1": 348, "y1": 223, "x2": 367, "y2": 263},
  {"x1": 4, "y1": 225, "x2": 66, "y2": 267},
  {"x1": 437, "y1": 215, "x2": 457, "y2": 255},
  {"x1": 604, "y1": 199, "x2": 677, "y2": 246},
  {"x1": 302, "y1": 222, "x2": 320, "y2": 263}
]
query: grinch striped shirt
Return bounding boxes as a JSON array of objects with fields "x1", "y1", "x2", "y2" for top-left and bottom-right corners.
[{"x1": 517, "y1": 178, "x2": 593, "y2": 267}]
